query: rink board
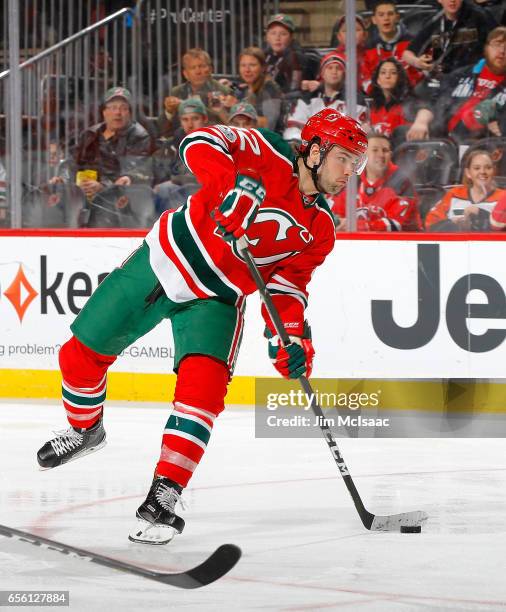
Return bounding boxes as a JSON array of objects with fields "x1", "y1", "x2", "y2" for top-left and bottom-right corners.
[{"x1": 0, "y1": 230, "x2": 505, "y2": 403}]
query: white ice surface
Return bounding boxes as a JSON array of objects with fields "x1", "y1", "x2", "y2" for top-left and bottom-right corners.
[{"x1": 0, "y1": 401, "x2": 505, "y2": 611}]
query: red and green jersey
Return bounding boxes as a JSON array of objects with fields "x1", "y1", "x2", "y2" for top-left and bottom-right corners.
[{"x1": 145, "y1": 126, "x2": 336, "y2": 336}]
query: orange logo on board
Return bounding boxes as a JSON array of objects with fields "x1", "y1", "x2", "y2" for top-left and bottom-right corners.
[{"x1": 3, "y1": 265, "x2": 38, "y2": 322}]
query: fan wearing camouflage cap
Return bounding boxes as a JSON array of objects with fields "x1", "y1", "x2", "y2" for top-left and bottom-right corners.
[
  {"x1": 153, "y1": 98, "x2": 209, "y2": 213},
  {"x1": 228, "y1": 102, "x2": 259, "y2": 128}
]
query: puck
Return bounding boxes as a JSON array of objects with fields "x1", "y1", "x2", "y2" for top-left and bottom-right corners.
[{"x1": 400, "y1": 525, "x2": 422, "y2": 533}]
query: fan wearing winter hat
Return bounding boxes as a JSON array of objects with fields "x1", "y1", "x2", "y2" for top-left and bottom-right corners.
[{"x1": 283, "y1": 52, "x2": 368, "y2": 144}]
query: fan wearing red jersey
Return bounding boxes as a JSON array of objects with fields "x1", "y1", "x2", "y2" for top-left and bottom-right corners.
[
  {"x1": 36, "y1": 109, "x2": 367, "y2": 545},
  {"x1": 332, "y1": 132, "x2": 420, "y2": 231}
]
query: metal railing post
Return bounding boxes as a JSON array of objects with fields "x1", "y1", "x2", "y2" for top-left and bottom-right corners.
[
  {"x1": 345, "y1": 0, "x2": 358, "y2": 232},
  {"x1": 8, "y1": 0, "x2": 23, "y2": 228}
]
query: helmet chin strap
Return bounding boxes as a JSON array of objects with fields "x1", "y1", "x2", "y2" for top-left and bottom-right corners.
[{"x1": 301, "y1": 147, "x2": 327, "y2": 194}]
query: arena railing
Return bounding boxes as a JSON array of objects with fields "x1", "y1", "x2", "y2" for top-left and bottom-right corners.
[
  {"x1": 1, "y1": 7, "x2": 137, "y2": 228},
  {"x1": 133, "y1": 0, "x2": 278, "y2": 119}
]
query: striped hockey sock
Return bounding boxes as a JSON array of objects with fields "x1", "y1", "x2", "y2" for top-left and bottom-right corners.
[
  {"x1": 62, "y1": 374, "x2": 107, "y2": 430},
  {"x1": 156, "y1": 401, "x2": 217, "y2": 487}
]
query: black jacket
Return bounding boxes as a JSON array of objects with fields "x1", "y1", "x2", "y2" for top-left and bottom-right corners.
[
  {"x1": 71, "y1": 121, "x2": 153, "y2": 186},
  {"x1": 408, "y1": 1, "x2": 497, "y2": 75}
]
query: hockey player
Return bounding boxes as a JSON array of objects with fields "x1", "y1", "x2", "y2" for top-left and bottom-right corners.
[{"x1": 37, "y1": 109, "x2": 367, "y2": 544}]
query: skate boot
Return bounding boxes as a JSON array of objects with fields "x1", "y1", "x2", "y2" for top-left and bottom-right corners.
[
  {"x1": 37, "y1": 417, "x2": 106, "y2": 469},
  {"x1": 129, "y1": 476, "x2": 185, "y2": 545}
]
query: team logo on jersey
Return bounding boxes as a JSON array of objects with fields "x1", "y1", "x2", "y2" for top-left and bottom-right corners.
[
  {"x1": 231, "y1": 208, "x2": 313, "y2": 266},
  {"x1": 215, "y1": 125, "x2": 237, "y2": 143}
]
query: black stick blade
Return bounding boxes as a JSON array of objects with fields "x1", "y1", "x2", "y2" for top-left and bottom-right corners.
[
  {"x1": 0, "y1": 523, "x2": 241, "y2": 589},
  {"x1": 157, "y1": 544, "x2": 242, "y2": 588}
]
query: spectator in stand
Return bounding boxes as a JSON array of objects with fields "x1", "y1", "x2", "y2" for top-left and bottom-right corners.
[
  {"x1": 153, "y1": 98, "x2": 207, "y2": 214},
  {"x1": 156, "y1": 48, "x2": 236, "y2": 138},
  {"x1": 330, "y1": 14, "x2": 368, "y2": 52},
  {"x1": 367, "y1": 58, "x2": 419, "y2": 147},
  {"x1": 283, "y1": 53, "x2": 367, "y2": 145},
  {"x1": 407, "y1": 27, "x2": 506, "y2": 142},
  {"x1": 362, "y1": 0, "x2": 423, "y2": 92},
  {"x1": 49, "y1": 87, "x2": 154, "y2": 227},
  {"x1": 329, "y1": 15, "x2": 368, "y2": 91},
  {"x1": 228, "y1": 102, "x2": 259, "y2": 128},
  {"x1": 222, "y1": 47, "x2": 282, "y2": 130},
  {"x1": 264, "y1": 14, "x2": 306, "y2": 94},
  {"x1": 425, "y1": 149, "x2": 505, "y2": 231},
  {"x1": 402, "y1": 0, "x2": 497, "y2": 100},
  {"x1": 332, "y1": 132, "x2": 421, "y2": 231}
]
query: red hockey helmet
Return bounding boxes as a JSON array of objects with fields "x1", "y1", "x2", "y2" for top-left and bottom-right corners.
[{"x1": 300, "y1": 108, "x2": 368, "y2": 174}]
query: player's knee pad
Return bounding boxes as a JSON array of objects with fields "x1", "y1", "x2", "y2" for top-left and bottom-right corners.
[
  {"x1": 174, "y1": 355, "x2": 229, "y2": 416},
  {"x1": 59, "y1": 336, "x2": 116, "y2": 388}
]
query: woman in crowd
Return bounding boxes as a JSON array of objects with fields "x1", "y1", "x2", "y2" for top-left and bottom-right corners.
[
  {"x1": 223, "y1": 47, "x2": 283, "y2": 131},
  {"x1": 367, "y1": 57, "x2": 417, "y2": 148},
  {"x1": 425, "y1": 149, "x2": 506, "y2": 231}
]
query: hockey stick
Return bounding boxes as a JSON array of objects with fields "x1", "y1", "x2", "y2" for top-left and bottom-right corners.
[
  {"x1": 0, "y1": 524, "x2": 241, "y2": 589},
  {"x1": 237, "y1": 237, "x2": 428, "y2": 531}
]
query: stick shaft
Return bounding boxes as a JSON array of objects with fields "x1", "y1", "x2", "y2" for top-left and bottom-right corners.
[{"x1": 237, "y1": 240, "x2": 374, "y2": 528}]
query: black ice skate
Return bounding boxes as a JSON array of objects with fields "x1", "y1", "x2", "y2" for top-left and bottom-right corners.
[
  {"x1": 129, "y1": 476, "x2": 185, "y2": 545},
  {"x1": 37, "y1": 418, "x2": 106, "y2": 469}
]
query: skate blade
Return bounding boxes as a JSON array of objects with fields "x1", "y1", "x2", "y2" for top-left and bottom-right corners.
[
  {"x1": 38, "y1": 438, "x2": 107, "y2": 471},
  {"x1": 128, "y1": 519, "x2": 177, "y2": 545}
]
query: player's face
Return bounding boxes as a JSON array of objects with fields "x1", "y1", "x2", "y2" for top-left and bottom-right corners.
[
  {"x1": 372, "y1": 4, "x2": 399, "y2": 35},
  {"x1": 465, "y1": 154, "x2": 495, "y2": 190},
  {"x1": 377, "y1": 62, "x2": 399, "y2": 91},
  {"x1": 322, "y1": 63, "x2": 345, "y2": 88},
  {"x1": 438, "y1": 0, "x2": 463, "y2": 18},
  {"x1": 337, "y1": 23, "x2": 367, "y2": 48},
  {"x1": 239, "y1": 55, "x2": 263, "y2": 85},
  {"x1": 180, "y1": 112, "x2": 207, "y2": 134},
  {"x1": 366, "y1": 137, "x2": 391, "y2": 175},
  {"x1": 485, "y1": 38, "x2": 506, "y2": 74},
  {"x1": 265, "y1": 25, "x2": 292, "y2": 54},
  {"x1": 102, "y1": 100, "x2": 131, "y2": 131},
  {"x1": 318, "y1": 146, "x2": 358, "y2": 195},
  {"x1": 183, "y1": 56, "x2": 212, "y2": 87}
]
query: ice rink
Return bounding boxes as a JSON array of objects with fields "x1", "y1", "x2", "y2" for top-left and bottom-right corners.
[{"x1": 1, "y1": 400, "x2": 505, "y2": 611}]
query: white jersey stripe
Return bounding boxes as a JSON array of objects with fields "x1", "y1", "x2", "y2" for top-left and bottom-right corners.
[
  {"x1": 182, "y1": 139, "x2": 233, "y2": 170},
  {"x1": 166, "y1": 212, "x2": 217, "y2": 298},
  {"x1": 271, "y1": 274, "x2": 298, "y2": 289},
  {"x1": 163, "y1": 428, "x2": 207, "y2": 450},
  {"x1": 62, "y1": 375, "x2": 107, "y2": 396},
  {"x1": 171, "y1": 409, "x2": 213, "y2": 434},
  {"x1": 253, "y1": 129, "x2": 294, "y2": 170},
  {"x1": 63, "y1": 398, "x2": 104, "y2": 410},
  {"x1": 174, "y1": 401, "x2": 217, "y2": 422},
  {"x1": 66, "y1": 407, "x2": 102, "y2": 421},
  {"x1": 159, "y1": 446, "x2": 198, "y2": 472},
  {"x1": 185, "y1": 205, "x2": 243, "y2": 296},
  {"x1": 266, "y1": 281, "x2": 307, "y2": 302},
  {"x1": 146, "y1": 217, "x2": 200, "y2": 303}
]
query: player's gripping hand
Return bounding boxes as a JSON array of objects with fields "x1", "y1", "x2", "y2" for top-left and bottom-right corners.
[
  {"x1": 213, "y1": 171, "x2": 266, "y2": 242},
  {"x1": 265, "y1": 325, "x2": 315, "y2": 379}
]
